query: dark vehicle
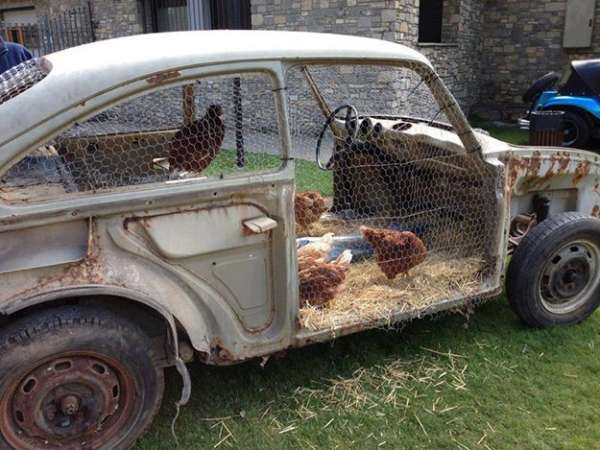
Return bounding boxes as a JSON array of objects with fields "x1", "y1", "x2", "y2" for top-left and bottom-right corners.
[{"x1": 520, "y1": 59, "x2": 600, "y2": 149}]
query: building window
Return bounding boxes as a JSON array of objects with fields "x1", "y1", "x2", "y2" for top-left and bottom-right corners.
[
  {"x1": 418, "y1": 0, "x2": 458, "y2": 44},
  {"x1": 0, "y1": 7, "x2": 40, "y2": 55},
  {"x1": 209, "y1": 0, "x2": 251, "y2": 29},
  {"x1": 419, "y1": 0, "x2": 443, "y2": 43},
  {"x1": 142, "y1": 0, "x2": 251, "y2": 32},
  {"x1": 142, "y1": 0, "x2": 196, "y2": 32}
]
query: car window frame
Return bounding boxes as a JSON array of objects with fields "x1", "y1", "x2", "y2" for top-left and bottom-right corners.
[{"x1": 0, "y1": 60, "x2": 295, "y2": 229}]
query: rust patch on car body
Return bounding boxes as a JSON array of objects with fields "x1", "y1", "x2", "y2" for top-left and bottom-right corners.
[
  {"x1": 506, "y1": 151, "x2": 543, "y2": 192},
  {"x1": 592, "y1": 205, "x2": 600, "y2": 218},
  {"x1": 209, "y1": 338, "x2": 235, "y2": 363},
  {"x1": 145, "y1": 70, "x2": 181, "y2": 85},
  {"x1": 573, "y1": 160, "x2": 592, "y2": 185},
  {"x1": 12, "y1": 220, "x2": 105, "y2": 301},
  {"x1": 551, "y1": 151, "x2": 571, "y2": 173},
  {"x1": 522, "y1": 151, "x2": 572, "y2": 190}
]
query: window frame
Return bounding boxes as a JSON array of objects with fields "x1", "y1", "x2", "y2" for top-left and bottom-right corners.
[{"x1": 0, "y1": 60, "x2": 293, "y2": 214}]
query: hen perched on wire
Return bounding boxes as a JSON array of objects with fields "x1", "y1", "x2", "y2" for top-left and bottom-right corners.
[
  {"x1": 169, "y1": 104, "x2": 225, "y2": 174},
  {"x1": 360, "y1": 226, "x2": 427, "y2": 279}
]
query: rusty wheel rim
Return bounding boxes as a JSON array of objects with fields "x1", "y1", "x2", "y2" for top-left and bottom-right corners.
[{"x1": 0, "y1": 351, "x2": 136, "y2": 450}]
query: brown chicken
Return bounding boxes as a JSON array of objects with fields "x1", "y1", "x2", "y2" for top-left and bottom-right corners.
[
  {"x1": 169, "y1": 104, "x2": 225, "y2": 173},
  {"x1": 298, "y1": 250, "x2": 352, "y2": 308},
  {"x1": 360, "y1": 226, "x2": 427, "y2": 279},
  {"x1": 295, "y1": 191, "x2": 328, "y2": 230}
]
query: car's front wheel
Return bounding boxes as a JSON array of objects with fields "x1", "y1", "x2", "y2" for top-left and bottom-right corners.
[
  {"x1": 0, "y1": 305, "x2": 164, "y2": 449},
  {"x1": 507, "y1": 212, "x2": 600, "y2": 327}
]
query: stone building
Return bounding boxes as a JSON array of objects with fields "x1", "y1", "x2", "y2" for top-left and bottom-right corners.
[{"x1": 0, "y1": 0, "x2": 599, "y2": 118}]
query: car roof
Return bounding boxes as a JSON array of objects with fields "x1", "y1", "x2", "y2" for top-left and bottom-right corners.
[
  {"x1": 47, "y1": 29, "x2": 431, "y2": 69},
  {"x1": 0, "y1": 30, "x2": 432, "y2": 153}
]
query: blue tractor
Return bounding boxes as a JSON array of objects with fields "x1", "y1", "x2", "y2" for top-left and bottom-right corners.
[{"x1": 520, "y1": 59, "x2": 600, "y2": 149}]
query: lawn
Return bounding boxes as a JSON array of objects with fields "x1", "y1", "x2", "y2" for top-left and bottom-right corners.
[
  {"x1": 138, "y1": 300, "x2": 599, "y2": 450},
  {"x1": 471, "y1": 117, "x2": 529, "y2": 146},
  {"x1": 136, "y1": 124, "x2": 599, "y2": 450}
]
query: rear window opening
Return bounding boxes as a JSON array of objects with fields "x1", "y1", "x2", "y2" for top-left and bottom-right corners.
[{"x1": 0, "y1": 58, "x2": 52, "y2": 106}]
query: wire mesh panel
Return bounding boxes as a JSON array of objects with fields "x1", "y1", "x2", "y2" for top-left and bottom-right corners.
[
  {"x1": 0, "y1": 58, "x2": 51, "y2": 106},
  {"x1": 0, "y1": 72, "x2": 282, "y2": 203},
  {"x1": 288, "y1": 64, "x2": 502, "y2": 331}
]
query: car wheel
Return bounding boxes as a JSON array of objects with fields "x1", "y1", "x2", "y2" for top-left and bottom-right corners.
[
  {"x1": 0, "y1": 305, "x2": 164, "y2": 450},
  {"x1": 507, "y1": 212, "x2": 600, "y2": 327},
  {"x1": 561, "y1": 111, "x2": 591, "y2": 148}
]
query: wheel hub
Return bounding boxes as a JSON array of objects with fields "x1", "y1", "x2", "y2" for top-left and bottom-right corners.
[
  {"x1": 0, "y1": 352, "x2": 134, "y2": 449},
  {"x1": 552, "y1": 258, "x2": 590, "y2": 298},
  {"x1": 540, "y1": 240, "x2": 599, "y2": 313}
]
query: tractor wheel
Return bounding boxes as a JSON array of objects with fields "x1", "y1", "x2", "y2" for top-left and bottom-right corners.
[
  {"x1": 561, "y1": 111, "x2": 591, "y2": 148},
  {"x1": 507, "y1": 212, "x2": 600, "y2": 327},
  {"x1": 0, "y1": 305, "x2": 164, "y2": 449}
]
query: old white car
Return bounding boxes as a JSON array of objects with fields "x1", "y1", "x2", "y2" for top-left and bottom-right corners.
[{"x1": 0, "y1": 31, "x2": 599, "y2": 449}]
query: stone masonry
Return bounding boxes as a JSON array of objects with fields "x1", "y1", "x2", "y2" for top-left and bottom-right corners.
[
  {"x1": 251, "y1": 0, "x2": 600, "y2": 119},
  {"x1": 1, "y1": 0, "x2": 599, "y2": 118},
  {"x1": 480, "y1": 0, "x2": 600, "y2": 119}
]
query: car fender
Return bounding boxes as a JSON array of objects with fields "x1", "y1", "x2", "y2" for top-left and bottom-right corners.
[{"x1": 541, "y1": 95, "x2": 600, "y2": 121}]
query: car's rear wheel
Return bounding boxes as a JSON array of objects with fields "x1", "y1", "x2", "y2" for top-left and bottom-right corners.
[
  {"x1": 0, "y1": 305, "x2": 164, "y2": 449},
  {"x1": 507, "y1": 213, "x2": 600, "y2": 327},
  {"x1": 561, "y1": 111, "x2": 591, "y2": 148}
]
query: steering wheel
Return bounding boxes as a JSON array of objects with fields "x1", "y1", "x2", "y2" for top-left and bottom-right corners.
[{"x1": 315, "y1": 104, "x2": 359, "y2": 170}]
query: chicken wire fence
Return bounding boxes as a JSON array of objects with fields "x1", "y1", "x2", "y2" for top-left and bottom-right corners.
[
  {"x1": 0, "y1": 72, "x2": 282, "y2": 203},
  {"x1": 0, "y1": 58, "x2": 51, "y2": 106},
  {"x1": 286, "y1": 64, "x2": 502, "y2": 331}
]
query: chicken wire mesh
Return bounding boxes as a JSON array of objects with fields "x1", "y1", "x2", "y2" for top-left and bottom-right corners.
[
  {"x1": 0, "y1": 72, "x2": 281, "y2": 203},
  {"x1": 287, "y1": 64, "x2": 502, "y2": 330},
  {"x1": 0, "y1": 58, "x2": 51, "y2": 106}
]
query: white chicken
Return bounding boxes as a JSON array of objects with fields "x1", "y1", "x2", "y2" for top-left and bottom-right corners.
[{"x1": 297, "y1": 232, "x2": 335, "y2": 262}]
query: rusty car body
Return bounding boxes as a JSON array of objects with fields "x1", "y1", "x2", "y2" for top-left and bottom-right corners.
[{"x1": 0, "y1": 31, "x2": 599, "y2": 449}]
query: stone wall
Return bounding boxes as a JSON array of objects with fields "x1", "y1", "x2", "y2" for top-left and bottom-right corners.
[
  {"x1": 479, "y1": 0, "x2": 600, "y2": 120},
  {"x1": 91, "y1": 0, "x2": 142, "y2": 39},
  {"x1": 251, "y1": 0, "x2": 413, "y2": 41},
  {"x1": 251, "y1": 0, "x2": 482, "y2": 117},
  {"x1": 0, "y1": 0, "x2": 143, "y2": 40},
  {"x1": 420, "y1": 0, "x2": 484, "y2": 115},
  {"x1": 4, "y1": 0, "x2": 595, "y2": 121}
]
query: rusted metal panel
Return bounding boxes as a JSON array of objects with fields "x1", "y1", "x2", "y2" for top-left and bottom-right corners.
[
  {"x1": 145, "y1": 70, "x2": 182, "y2": 85},
  {"x1": 502, "y1": 148, "x2": 599, "y2": 197},
  {"x1": 0, "y1": 220, "x2": 88, "y2": 274}
]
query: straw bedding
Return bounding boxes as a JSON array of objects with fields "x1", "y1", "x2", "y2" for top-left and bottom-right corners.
[{"x1": 299, "y1": 255, "x2": 483, "y2": 331}]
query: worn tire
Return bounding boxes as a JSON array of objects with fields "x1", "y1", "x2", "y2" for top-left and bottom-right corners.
[
  {"x1": 507, "y1": 212, "x2": 600, "y2": 327},
  {"x1": 561, "y1": 111, "x2": 591, "y2": 148},
  {"x1": 0, "y1": 305, "x2": 164, "y2": 450}
]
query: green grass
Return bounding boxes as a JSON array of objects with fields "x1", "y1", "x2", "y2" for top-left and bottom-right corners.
[
  {"x1": 137, "y1": 301, "x2": 600, "y2": 449},
  {"x1": 204, "y1": 149, "x2": 333, "y2": 195},
  {"x1": 136, "y1": 124, "x2": 597, "y2": 449},
  {"x1": 294, "y1": 158, "x2": 333, "y2": 196},
  {"x1": 471, "y1": 117, "x2": 529, "y2": 146}
]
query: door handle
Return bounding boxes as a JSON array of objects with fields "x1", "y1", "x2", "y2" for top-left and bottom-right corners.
[{"x1": 243, "y1": 216, "x2": 278, "y2": 234}]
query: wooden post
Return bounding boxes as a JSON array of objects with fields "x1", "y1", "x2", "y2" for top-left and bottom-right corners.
[{"x1": 183, "y1": 84, "x2": 195, "y2": 126}]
